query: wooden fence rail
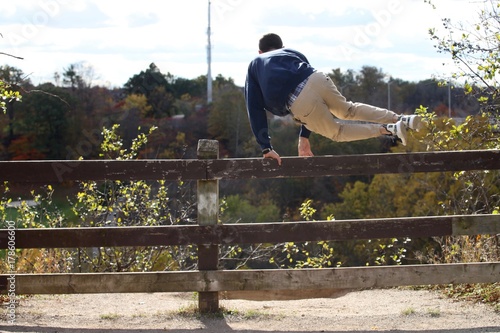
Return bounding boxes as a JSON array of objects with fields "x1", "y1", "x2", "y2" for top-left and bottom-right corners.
[
  {"x1": 1, "y1": 141, "x2": 500, "y2": 312},
  {"x1": 1, "y1": 215, "x2": 499, "y2": 249},
  {"x1": 0, "y1": 149, "x2": 499, "y2": 182},
  {"x1": 5, "y1": 263, "x2": 500, "y2": 295}
]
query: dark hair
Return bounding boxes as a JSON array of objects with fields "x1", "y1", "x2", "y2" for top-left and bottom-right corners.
[{"x1": 259, "y1": 33, "x2": 283, "y2": 52}]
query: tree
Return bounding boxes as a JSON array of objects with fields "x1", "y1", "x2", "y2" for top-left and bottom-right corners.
[
  {"x1": 354, "y1": 66, "x2": 388, "y2": 106},
  {"x1": 61, "y1": 64, "x2": 80, "y2": 91},
  {"x1": 72, "y1": 124, "x2": 198, "y2": 272},
  {"x1": 0, "y1": 66, "x2": 26, "y2": 146},
  {"x1": 0, "y1": 184, "x2": 74, "y2": 274},
  {"x1": 428, "y1": 0, "x2": 500, "y2": 114},
  {"x1": 124, "y1": 63, "x2": 169, "y2": 98},
  {"x1": 207, "y1": 84, "x2": 252, "y2": 157},
  {"x1": 423, "y1": 1, "x2": 500, "y2": 282},
  {"x1": 124, "y1": 93, "x2": 152, "y2": 118},
  {"x1": 124, "y1": 64, "x2": 207, "y2": 119},
  {"x1": 147, "y1": 86, "x2": 176, "y2": 118},
  {"x1": 17, "y1": 83, "x2": 72, "y2": 159},
  {"x1": 0, "y1": 42, "x2": 24, "y2": 115},
  {"x1": 171, "y1": 76, "x2": 205, "y2": 99},
  {"x1": 58, "y1": 62, "x2": 97, "y2": 90},
  {"x1": 220, "y1": 194, "x2": 280, "y2": 224},
  {"x1": 328, "y1": 68, "x2": 357, "y2": 97}
]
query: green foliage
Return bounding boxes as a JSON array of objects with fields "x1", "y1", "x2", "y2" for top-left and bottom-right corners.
[
  {"x1": 428, "y1": 0, "x2": 499, "y2": 113},
  {"x1": 122, "y1": 62, "x2": 205, "y2": 118},
  {"x1": 325, "y1": 181, "x2": 369, "y2": 219},
  {"x1": 415, "y1": 106, "x2": 500, "y2": 216},
  {"x1": 270, "y1": 199, "x2": 340, "y2": 269},
  {"x1": 0, "y1": 183, "x2": 67, "y2": 230},
  {"x1": 218, "y1": 195, "x2": 281, "y2": 269},
  {"x1": 144, "y1": 86, "x2": 176, "y2": 118},
  {"x1": 0, "y1": 125, "x2": 200, "y2": 273},
  {"x1": 18, "y1": 83, "x2": 72, "y2": 159},
  {"x1": 99, "y1": 124, "x2": 158, "y2": 160},
  {"x1": 269, "y1": 199, "x2": 410, "y2": 268},
  {"x1": 0, "y1": 80, "x2": 21, "y2": 114},
  {"x1": 415, "y1": 105, "x2": 499, "y2": 151},
  {"x1": 0, "y1": 9, "x2": 498, "y2": 303},
  {"x1": 72, "y1": 124, "x2": 197, "y2": 272},
  {"x1": 441, "y1": 283, "x2": 500, "y2": 311},
  {"x1": 316, "y1": 100, "x2": 500, "y2": 269},
  {"x1": 220, "y1": 194, "x2": 280, "y2": 224},
  {"x1": 0, "y1": 65, "x2": 24, "y2": 115},
  {"x1": 0, "y1": 183, "x2": 74, "y2": 273}
]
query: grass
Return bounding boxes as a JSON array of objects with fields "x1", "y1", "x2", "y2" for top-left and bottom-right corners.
[
  {"x1": 401, "y1": 307, "x2": 441, "y2": 318},
  {"x1": 426, "y1": 308, "x2": 441, "y2": 317},
  {"x1": 439, "y1": 283, "x2": 500, "y2": 312},
  {"x1": 401, "y1": 307, "x2": 416, "y2": 316},
  {"x1": 99, "y1": 313, "x2": 122, "y2": 320},
  {"x1": 169, "y1": 304, "x2": 277, "y2": 321},
  {"x1": 132, "y1": 313, "x2": 147, "y2": 318},
  {"x1": 404, "y1": 283, "x2": 500, "y2": 313}
]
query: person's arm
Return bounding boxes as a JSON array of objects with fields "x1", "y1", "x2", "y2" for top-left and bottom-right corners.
[
  {"x1": 299, "y1": 125, "x2": 311, "y2": 140},
  {"x1": 298, "y1": 125, "x2": 314, "y2": 157},
  {"x1": 245, "y1": 72, "x2": 271, "y2": 150},
  {"x1": 245, "y1": 61, "x2": 284, "y2": 165},
  {"x1": 245, "y1": 69, "x2": 282, "y2": 165},
  {"x1": 298, "y1": 137, "x2": 314, "y2": 157}
]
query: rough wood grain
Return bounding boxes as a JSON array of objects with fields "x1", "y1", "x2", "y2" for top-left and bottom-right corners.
[
  {"x1": 1, "y1": 150, "x2": 499, "y2": 183},
  {"x1": 2, "y1": 215, "x2": 498, "y2": 249},
  {"x1": 1, "y1": 263, "x2": 498, "y2": 295},
  {"x1": 197, "y1": 139, "x2": 220, "y2": 313}
]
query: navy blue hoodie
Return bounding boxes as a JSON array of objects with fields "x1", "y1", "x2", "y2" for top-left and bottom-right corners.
[{"x1": 245, "y1": 48, "x2": 315, "y2": 150}]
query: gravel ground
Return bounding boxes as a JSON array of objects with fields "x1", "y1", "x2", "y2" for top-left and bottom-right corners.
[{"x1": 1, "y1": 288, "x2": 500, "y2": 332}]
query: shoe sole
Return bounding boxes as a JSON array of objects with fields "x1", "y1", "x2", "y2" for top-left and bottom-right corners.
[
  {"x1": 403, "y1": 116, "x2": 423, "y2": 131},
  {"x1": 409, "y1": 116, "x2": 422, "y2": 131}
]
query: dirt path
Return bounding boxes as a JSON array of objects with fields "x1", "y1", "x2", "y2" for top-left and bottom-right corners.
[{"x1": 1, "y1": 289, "x2": 500, "y2": 332}]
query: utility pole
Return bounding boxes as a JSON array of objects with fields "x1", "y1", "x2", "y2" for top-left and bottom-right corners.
[
  {"x1": 206, "y1": 0, "x2": 213, "y2": 104},
  {"x1": 448, "y1": 80, "x2": 451, "y2": 118}
]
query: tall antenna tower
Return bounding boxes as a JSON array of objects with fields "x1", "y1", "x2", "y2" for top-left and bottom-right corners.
[{"x1": 206, "y1": 0, "x2": 213, "y2": 104}]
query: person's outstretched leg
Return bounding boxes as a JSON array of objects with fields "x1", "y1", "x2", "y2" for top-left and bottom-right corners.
[
  {"x1": 291, "y1": 76, "x2": 390, "y2": 142},
  {"x1": 308, "y1": 72, "x2": 398, "y2": 124}
]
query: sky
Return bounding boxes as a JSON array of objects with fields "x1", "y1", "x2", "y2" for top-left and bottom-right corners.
[{"x1": 0, "y1": 0, "x2": 485, "y2": 88}]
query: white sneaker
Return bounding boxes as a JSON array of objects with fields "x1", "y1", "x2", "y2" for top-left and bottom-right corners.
[
  {"x1": 399, "y1": 115, "x2": 423, "y2": 131},
  {"x1": 386, "y1": 120, "x2": 408, "y2": 146}
]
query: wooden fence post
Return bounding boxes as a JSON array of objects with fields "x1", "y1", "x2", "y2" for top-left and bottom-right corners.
[{"x1": 196, "y1": 139, "x2": 219, "y2": 313}]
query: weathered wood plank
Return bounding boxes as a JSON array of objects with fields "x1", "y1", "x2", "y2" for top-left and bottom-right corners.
[
  {"x1": 196, "y1": 139, "x2": 220, "y2": 313},
  {"x1": 221, "y1": 289, "x2": 352, "y2": 300},
  {"x1": 1, "y1": 262, "x2": 498, "y2": 294},
  {"x1": 212, "y1": 263, "x2": 500, "y2": 291},
  {"x1": 452, "y1": 214, "x2": 500, "y2": 234},
  {"x1": 0, "y1": 159, "x2": 207, "y2": 183},
  {"x1": 209, "y1": 150, "x2": 500, "y2": 179},
  {"x1": 2, "y1": 215, "x2": 498, "y2": 249},
  {"x1": 1, "y1": 150, "x2": 499, "y2": 183}
]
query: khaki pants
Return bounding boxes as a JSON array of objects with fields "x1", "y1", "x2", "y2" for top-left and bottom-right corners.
[{"x1": 290, "y1": 72, "x2": 397, "y2": 142}]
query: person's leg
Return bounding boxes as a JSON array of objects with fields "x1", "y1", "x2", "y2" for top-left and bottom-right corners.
[
  {"x1": 290, "y1": 75, "x2": 386, "y2": 142},
  {"x1": 310, "y1": 72, "x2": 398, "y2": 124}
]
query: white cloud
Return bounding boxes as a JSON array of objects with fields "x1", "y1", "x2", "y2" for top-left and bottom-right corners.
[{"x1": 0, "y1": 0, "x2": 486, "y2": 88}]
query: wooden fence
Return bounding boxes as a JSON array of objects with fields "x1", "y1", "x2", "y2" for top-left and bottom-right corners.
[{"x1": 1, "y1": 140, "x2": 500, "y2": 312}]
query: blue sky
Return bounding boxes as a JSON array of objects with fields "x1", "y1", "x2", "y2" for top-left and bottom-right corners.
[{"x1": 0, "y1": 0, "x2": 482, "y2": 88}]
